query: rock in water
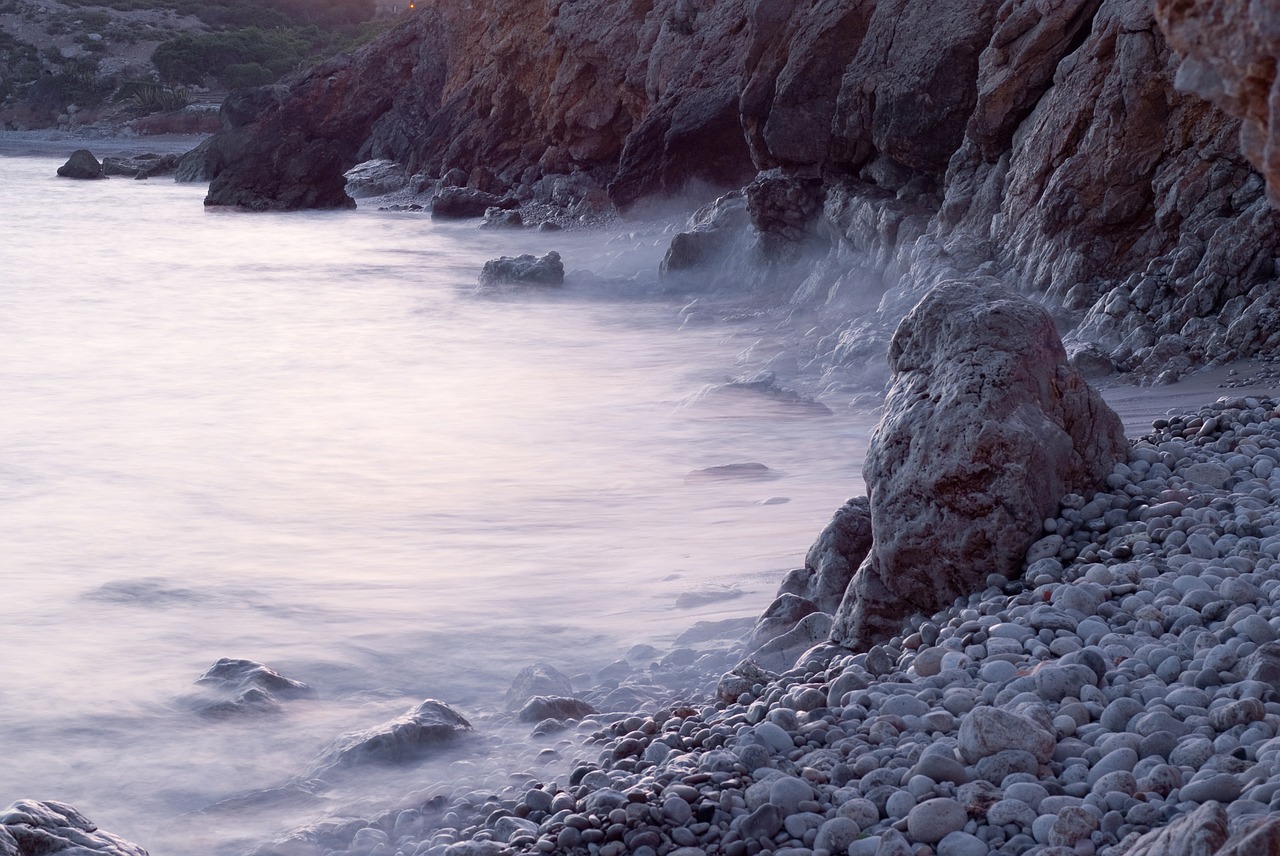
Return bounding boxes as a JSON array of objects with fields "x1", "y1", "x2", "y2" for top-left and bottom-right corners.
[
  {"x1": 517, "y1": 696, "x2": 597, "y2": 723},
  {"x1": 786, "y1": 496, "x2": 873, "y2": 614},
  {"x1": 830, "y1": 280, "x2": 1128, "y2": 649},
  {"x1": 196, "y1": 657, "x2": 313, "y2": 697},
  {"x1": 312, "y1": 699, "x2": 472, "y2": 772},
  {"x1": 56, "y1": 150, "x2": 105, "y2": 180},
  {"x1": 0, "y1": 799, "x2": 149, "y2": 855},
  {"x1": 478, "y1": 251, "x2": 564, "y2": 287}
]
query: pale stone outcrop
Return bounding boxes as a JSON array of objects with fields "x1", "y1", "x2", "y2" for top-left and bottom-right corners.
[
  {"x1": 0, "y1": 800, "x2": 148, "y2": 856},
  {"x1": 829, "y1": 281, "x2": 1128, "y2": 649}
]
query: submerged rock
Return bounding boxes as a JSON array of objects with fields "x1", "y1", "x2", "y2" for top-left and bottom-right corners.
[
  {"x1": 0, "y1": 800, "x2": 148, "y2": 856},
  {"x1": 830, "y1": 281, "x2": 1128, "y2": 649},
  {"x1": 101, "y1": 153, "x2": 179, "y2": 180},
  {"x1": 190, "y1": 658, "x2": 313, "y2": 718},
  {"x1": 312, "y1": 699, "x2": 472, "y2": 772},
  {"x1": 196, "y1": 658, "x2": 313, "y2": 697},
  {"x1": 477, "y1": 251, "x2": 564, "y2": 287},
  {"x1": 57, "y1": 149, "x2": 105, "y2": 180}
]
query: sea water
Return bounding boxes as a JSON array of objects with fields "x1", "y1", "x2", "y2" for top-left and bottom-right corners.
[{"x1": 0, "y1": 152, "x2": 877, "y2": 855}]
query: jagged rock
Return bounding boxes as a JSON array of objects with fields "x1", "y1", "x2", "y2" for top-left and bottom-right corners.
[
  {"x1": 505, "y1": 662, "x2": 573, "y2": 710},
  {"x1": 312, "y1": 699, "x2": 472, "y2": 772},
  {"x1": 744, "y1": 170, "x2": 826, "y2": 259},
  {"x1": 830, "y1": 281, "x2": 1128, "y2": 649},
  {"x1": 660, "y1": 192, "x2": 750, "y2": 278},
  {"x1": 0, "y1": 800, "x2": 148, "y2": 856},
  {"x1": 432, "y1": 187, "x2": 517, "y2": 219},
  {"x1": 477, "y1": 251, "x2": 564, "y2": 286},
  {"x1": 746, "y1": 593, "x2": 820, "y2": 655},
  {"x1": 517, "y1": 696, "x2": 597, "y2": 723},
  {"x1": 1156, "y1": 0, "x2": 1280, "y2": 204},
  {"x1": 174, "y1": 137, "x2": 218, "y2": 183},
  {"x1": 343, "y1": 159, "x2": 409, "y2": 198},
  {"x1": 57, "y1": 149, "x2": 105, "y2": 180}
]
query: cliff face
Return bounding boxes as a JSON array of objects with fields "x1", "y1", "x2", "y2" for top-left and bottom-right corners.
[{"x1": 201, "y1": 0, "x2": 1280, "y2": 378}]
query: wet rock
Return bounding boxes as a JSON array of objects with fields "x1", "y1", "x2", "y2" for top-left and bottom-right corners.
[
  {"x1": 830, "y1": 281, "x2": 1128, "y2": 649},
  {"x1": 196, "y1": 658, "x2": 312, "y2": 697},
  {"x1": 312, "y1": 699, "x2": 472, "y2": 772},
  {"x1": 477, "y1": 251, "x2": 564, "y2": 287},
  {"x1": 57, "y1": 149, "x2": 105, "y2": 180},
  {"x1": 660, "y1": 193, "x2": 750, "y2": 278},
  {"x1": 517, "y1": 696, "x2": 597, "y2": 723},
  {"x1": 0, "y1": 799, "x2": 148, "y2": 855}
]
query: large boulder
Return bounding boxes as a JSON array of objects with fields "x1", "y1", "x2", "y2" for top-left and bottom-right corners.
[
  {"x1": 830, "y1": 281, "x2": 1128, "y2": 649},
  {"x1": 56, "y1": 149, "x2": 105, "y2": 180},
  {"x1": 0, "y1": 800, "x2": 148, "y2": 856}
]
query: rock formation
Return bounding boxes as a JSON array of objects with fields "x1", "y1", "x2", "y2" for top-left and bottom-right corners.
[
  {"x1": 0, "y1": 800, "x2": 148, "y2": 856},
  {"x1": 189, "y1": 0, "x2": 1280, "y2": 379},
  {"x1": 829, "y1": 281, "x2": 1129, "y2": 649},
  {"x1": 311, "y1": 699, "x2": 472, "y2": 773},
  {"x1": 478, "y1": 252, "x2": 565, "y2": 287}
]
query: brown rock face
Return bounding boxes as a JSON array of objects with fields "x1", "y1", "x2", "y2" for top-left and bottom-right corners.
[
  {"x1": 829, "y1": 282, "x2": 1128, "y2": 649},
  {"x1": 1157, "y1": 0, "x2": 1280, "y2": 204},
  {"x1": 196, "y1": 0, "x2": 1280, "y2": 375}
]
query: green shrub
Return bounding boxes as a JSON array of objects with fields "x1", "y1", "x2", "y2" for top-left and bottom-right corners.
[{"x1": 115, "y1": 79, "x2": 191, "y2": 112}]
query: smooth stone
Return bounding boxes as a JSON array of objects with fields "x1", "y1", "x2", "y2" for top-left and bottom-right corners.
[{"x1": 905, "y1": 798, "x2": 967, "y2": 844}]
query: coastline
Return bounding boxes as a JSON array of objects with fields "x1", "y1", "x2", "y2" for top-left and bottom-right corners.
[{"x1": 0, "y1": 129, "x2": 209, "y2": 158}]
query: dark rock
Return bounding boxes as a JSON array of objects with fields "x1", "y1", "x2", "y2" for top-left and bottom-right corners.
[
  {"x1": 174, "y1": 137, "x2": 219, "y2": 183},
  {"x1": 830, "y1": 281, "x2": 1128, "y2": 649},
  {"x1": 0, "y1": 799, "x2": 148, "y2": 856},
  {"x1": 432, "y1": 187, "x2": 516, "y2": 219},
  {"x1": 102, "y1": 153, "x2": 179, "y2": 179},
  {"x1": 57, "y1": 149, "x2": 105, "y2": 180},
  {"x1": 684, "y1": 462, "x2": 775, "y2": 482},
  {"x1": 659, "y1": 192, "x2": 750, "y2": 278},
  {"x1": 779, "y1": 496, "x2": 874, "y2": 615},
  {"x1": 517, "y1": 696, "x2": 597, "y2": 723},
  {"x1": 312, "y1": 699, "x2": 472, "y2": 772},
  {"x1": 478, "y1": 251, "x2": 564, "y2": 287}
]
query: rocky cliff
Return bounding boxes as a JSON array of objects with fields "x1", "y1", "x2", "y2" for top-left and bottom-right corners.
[{"x1": 200, "y1": 0, "x2": 1280, "y2": 380}]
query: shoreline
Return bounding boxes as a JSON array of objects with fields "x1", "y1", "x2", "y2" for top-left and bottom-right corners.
[{"x1": 0, "y1": 129, "x2": 209, "y2": 158}]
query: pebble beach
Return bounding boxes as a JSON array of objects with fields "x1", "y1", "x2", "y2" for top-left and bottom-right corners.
[{"x1": 217, "y1": 386, "x2": 1277, "y2": 856}]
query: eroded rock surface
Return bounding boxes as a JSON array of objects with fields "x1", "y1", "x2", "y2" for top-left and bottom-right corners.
[
  {"x1": 830, "y1": 282, "x2": 1128, "y2": 649},
  {"x1": 0, "y1": 800, "x2": 148, "y2": 856},
  {"x1": 191, "y1": 0, "x2": 1280, "y2": 376}
]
